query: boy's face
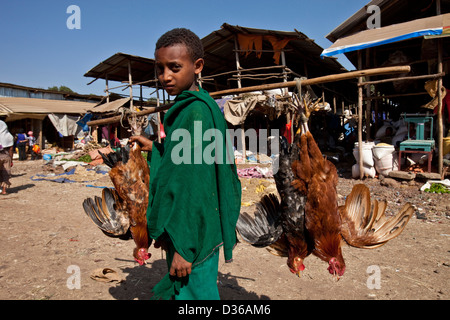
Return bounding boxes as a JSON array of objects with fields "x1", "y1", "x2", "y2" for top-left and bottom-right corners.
[{"x1": 155, "y1": 44, "x2": 204, "y2": 96}]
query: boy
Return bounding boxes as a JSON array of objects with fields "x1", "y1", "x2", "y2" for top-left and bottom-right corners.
[
  {"x1": 131, "y1": 28, "x2": 241, "y2": 300},
  {"x1": 27, "y1": 131, "x2": 38, "y2": 160}
]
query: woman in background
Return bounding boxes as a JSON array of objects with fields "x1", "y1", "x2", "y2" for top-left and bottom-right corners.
[
  {"x1": 16, "y1": 129, "x2": 28, "y2": 161},
  {"x1": 0, "y1": 120, "x2": 14, "y2": 195}
]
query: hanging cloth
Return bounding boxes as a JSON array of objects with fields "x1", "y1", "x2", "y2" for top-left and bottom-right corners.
[{"x1": 265, "y1": 36, "x2": 293, "y2": 65}]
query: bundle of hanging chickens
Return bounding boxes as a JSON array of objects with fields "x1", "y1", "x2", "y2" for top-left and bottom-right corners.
[
  {"x1": 82, "y1": 113, "x2": 152, "y2": 266},
  {"x1": 236, "y1": 91, "x2": 415, "y2": 279}
]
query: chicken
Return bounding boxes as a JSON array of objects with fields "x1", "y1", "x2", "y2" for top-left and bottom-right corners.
[
  {"x1": 237, "y1": 133, "x2": 310, "y2": 276},
  {"x1": 236, "y1": 92, "x2": 415, "y2": 279},
  {"x1": 82, "y1": 141, "x2": 151, "y2": 265}
]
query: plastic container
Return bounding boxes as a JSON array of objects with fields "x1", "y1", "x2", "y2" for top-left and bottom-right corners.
[
  {"x1": 353, "y1": 142, "x2": 375, "y2": 167},
  {"x1": 374, "y1": 156, "x2": 394, "y2": 176},
  {"x1": 372, "y1": 143, "x2": 395, "y2": 159},
  {"x1": 444, "y1": 137, "x2": 450, "y2": 156},
  {"x1": 372, "y1": 144, "x2": 395, "y2": 176}
]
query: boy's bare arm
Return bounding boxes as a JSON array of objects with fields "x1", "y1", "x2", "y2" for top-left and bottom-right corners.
[{"x1": 129, "y1": 135, "x2": 153, "y2": 151}]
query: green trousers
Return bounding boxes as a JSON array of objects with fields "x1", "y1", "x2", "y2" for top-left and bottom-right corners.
[{"x1": 166, "y1": 244, "x2": 220, "y2": 300}]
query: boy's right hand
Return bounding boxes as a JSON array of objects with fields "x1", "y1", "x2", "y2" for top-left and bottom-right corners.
[
  {"x1": 129, "y1": 135, "x2": 153, "y2": 151},
  {"x1": 170, "y1": 251, "x2": 192, "y2": 278}
]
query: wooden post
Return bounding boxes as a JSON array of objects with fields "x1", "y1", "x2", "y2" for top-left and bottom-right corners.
[
  {"x1": 281, "y1": 50, "x2": 288, "y2": 84},
  {"x1": 234, "y1": 36, "x2": 242, "y2": 90},
  {"x1": 333, "y1": 95, "x2": 337, "y2": 114},
  {"x1": 156, "y1": 85, "x2": 162, "y2": 143},
  {"x1": 105, "y1": 75, "x2": 110, "y2": 103},
  {"x1": 37, "y1": 119, "x2": 43, "y2": 150},
  {"x1": 437, "y1": 39, "x2": 444, "y2": 175},
  {"x1": 234, "y1": 35, "x2": 246, "y2": 161},
  {"x1": 365, "y1": 49, "x2": 372, "y2": 141},
  {"x1": 358, "y1": 51, "x2": 364, "y2": 180},
  {"x1": 128, "y1": 60, "x2": 134, "y2": 110}
]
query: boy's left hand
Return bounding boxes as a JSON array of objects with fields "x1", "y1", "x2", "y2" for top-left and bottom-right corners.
[
  {"x1": 170, "y1": 251, "x2": 192, "y2": 278},
  {"x1": 129, "y1": 135, "x2": 153, "y2": 151}
]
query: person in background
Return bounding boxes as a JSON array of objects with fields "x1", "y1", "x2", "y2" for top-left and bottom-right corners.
[
  {"x1": 27, "y1": 131, "x2": 38, "y2": 160},
  {"x1": 16, "y1": 129, "x2": 28, "y2": 161},
  {"x1": 0, "y1": 120, "x2": 14, "y2": 195}
]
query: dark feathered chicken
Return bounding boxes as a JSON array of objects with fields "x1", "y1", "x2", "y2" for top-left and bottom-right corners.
[
  {"x1": 83, "y1": 142, "x2": 151, "y2": 265},
  {"x1": 237, "y1": 134, "x2": 310, "y2": 276},
  {"x1": 236, "y1": 93, "x2": 415, "y2": 279}
]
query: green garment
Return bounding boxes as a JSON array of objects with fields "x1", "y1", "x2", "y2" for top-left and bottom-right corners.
[
  {"x1": 166, "y1": 243, "x2": 220, "y2": 300},
  {"x1": 147, "y1": 88, "x2": 241, "y2": 300}
]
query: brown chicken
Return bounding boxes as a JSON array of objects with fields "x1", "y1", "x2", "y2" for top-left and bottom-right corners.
[
  {"x1": 82, "y1": 142, "x2": 151, "y2": 265},
  {"x1": 237, "y1": 93, "x2": 415, "y2": 279},
  {"x1": 237, "y1": 132, "x2": 309, "y2": 276}
]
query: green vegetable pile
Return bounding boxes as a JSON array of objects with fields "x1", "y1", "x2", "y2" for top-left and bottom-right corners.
[{"x1": 424, "y1": 183, "x2": 450, "y2": 194}]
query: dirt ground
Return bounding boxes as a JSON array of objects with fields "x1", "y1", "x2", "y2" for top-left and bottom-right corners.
[{"x1": 0, "y1": 158, "x2": 449, "y2": 300}]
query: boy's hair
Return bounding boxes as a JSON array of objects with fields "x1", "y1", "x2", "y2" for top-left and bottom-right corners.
[{"x1": 155, "y1": 28, "x2": 204, "y2": 62}]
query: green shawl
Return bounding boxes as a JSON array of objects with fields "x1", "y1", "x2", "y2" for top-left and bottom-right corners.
[{"x1": 147, "y1": 88, "x2": 241, "y2": 299}]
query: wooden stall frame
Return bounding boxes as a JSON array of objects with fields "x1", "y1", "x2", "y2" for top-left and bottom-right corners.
[{"x1": 86, "y1": 65, "x2": 411, "y2": 180}]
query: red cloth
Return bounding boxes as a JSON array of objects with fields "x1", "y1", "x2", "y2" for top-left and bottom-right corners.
[
  {"x1": 284, "y1": 121, "x2": 292, "y2": 144},
  {"x1": 434, "y1": 89, "x2": 450, "y2": 122}
]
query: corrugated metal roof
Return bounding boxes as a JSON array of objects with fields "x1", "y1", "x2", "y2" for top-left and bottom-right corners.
[
  {"x1": 0, "y1": 97, "x2": 96, "y2": 116},
  {"x1": 200, "y1": 23, "x2": 350, "y2": 95},
  {"x1": 83, "y1": 52, "x2": 156, "y2": 85},
  {"x1": 90, "y1": 97, "x2": 130, "y2": 113},
  {"x1": 83, "y1": 24, "x2": 354, "y2": 100},
  {"x1": 0, "y1": 82, "x2": 103, "y2": 102}
]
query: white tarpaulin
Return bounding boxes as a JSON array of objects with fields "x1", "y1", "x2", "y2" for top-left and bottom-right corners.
[{"x1": 48, "y1": 113, "x2": 82, "y2": 137}]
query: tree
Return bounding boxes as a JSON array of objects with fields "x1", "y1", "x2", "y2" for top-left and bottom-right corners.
[{"x1": 48, "y1": 86, "x2": 75, "y2": 94}]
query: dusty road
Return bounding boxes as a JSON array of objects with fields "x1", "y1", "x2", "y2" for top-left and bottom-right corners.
[{"x1": 0, "y1": 159, "x2": 449, "y2": 300}]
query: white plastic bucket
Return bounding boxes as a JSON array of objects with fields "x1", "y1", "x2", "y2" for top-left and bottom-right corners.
[
  {"x1": 374, "y1": 156, "x2": 393, "y2": 176},
  {"x1": 372, "y1": 144, "x2": 395, "y2": 176},
  {"x1": 353, "y1": 142, "x2": 375, "y2": 167},
  {"x1": 372, "y1": 144, "x2": 395, "y2": 160}
]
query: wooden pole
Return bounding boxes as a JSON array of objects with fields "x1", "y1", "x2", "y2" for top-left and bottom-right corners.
[
  {"x1": 437, "y1": 0, "x2": 444, "y2": 175},
  {"x1": 437, "y1": 39, "x2": 444, "y2": 176},
  {"x1": 358, "y1": 51, "x2": 364, "y2": 180},
  {"x1": 365, "y1": 49, "x2": 372, "y2": 142},
  {"x1": 234, "y1": 35, "x2": 246, "y2": 161},
  {"x1": 128, "y1": 60, "x2": 133, "y2": 110},
  {"x1": 358, "y1": 72, "x2": 445, "y2": 86},
  {"x1": 333, "y1": 95, "x2": 337, "y2": 114},
  {"x1": 105, "y1": 75, "x2": 110, "y2": 103},
  {"x1": 209, "y1": 66, "x2": 411, "y2": 97},
  {"x1": 234, "y1": 36, "x2": 242, "y2": 90},
  {"x1": 86, "y1": 103, "x2": 174, "y2": 127}
]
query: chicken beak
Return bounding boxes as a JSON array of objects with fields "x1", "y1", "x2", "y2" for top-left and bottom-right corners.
[
  {"x1": 135, "y1": 258, "x2": 146, "y2": 266},
  {"x1": 333, "y1": 273, "x2": 341, "y2": 282}
]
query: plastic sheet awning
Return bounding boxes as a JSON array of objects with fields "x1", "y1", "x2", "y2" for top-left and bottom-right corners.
[{"x1": 321, "y1": 13, "x2": 450, "y2": 58}]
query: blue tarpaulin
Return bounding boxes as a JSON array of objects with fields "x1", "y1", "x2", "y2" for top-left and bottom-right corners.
[
  {"x1": 321, "y1": 13, "x2": 450, "y2": 58},
  {"x1": 31, "y1": 167, "x2": 108, "y2": 184}
]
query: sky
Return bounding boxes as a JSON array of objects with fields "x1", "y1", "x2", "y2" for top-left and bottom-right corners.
[{"x1": 0, "y1": 0, "x2": 369, "y2": 97}]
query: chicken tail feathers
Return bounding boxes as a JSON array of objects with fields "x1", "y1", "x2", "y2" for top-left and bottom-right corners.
[
  {"x1": 339, "y1": 184, "x2": 414, "y2": 249},
  {"x1": 99, "y1": 146, "x2": 130, "y2": 169},
  {"x1": 236, "y1": 193, "x2": 284, "y2": 248},
  {"x1": 82, "y1": 188, "x2": 131, "y2": 239}
]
